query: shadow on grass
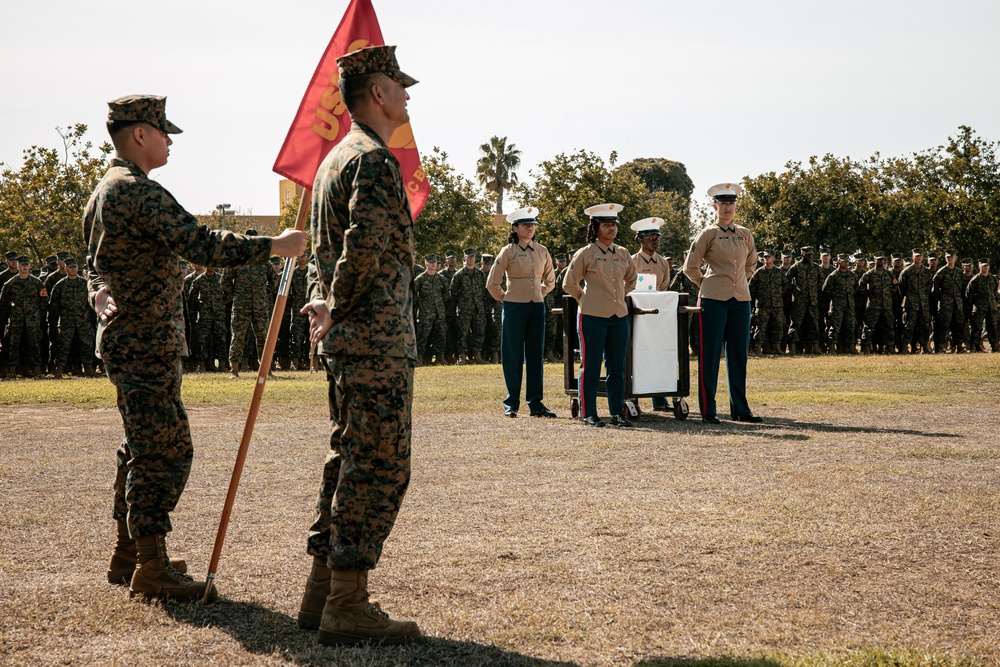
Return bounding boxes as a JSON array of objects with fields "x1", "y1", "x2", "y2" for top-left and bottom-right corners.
[
  {"x1": 636, "y1": 659, "x2": 783, "y2": 667},
  {"x1": 631, "y1": 412, "x2": 960, "y2": 439},
  {"x1": 163, "y1": 597, "x2": 579, "y2": 666}
]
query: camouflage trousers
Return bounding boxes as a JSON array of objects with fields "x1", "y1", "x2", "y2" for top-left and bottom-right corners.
[
  {"x1": 903, "y1": 304, "x2": 931, "y2": 346},
  {"x1": 934, "y1": 303, "x2": 965, "y2": 347},
  {"x1": 416, "y1": 305, "x2": 447, "y2": 358},
  {"x1": 229, "y1": 305, "x2": 269, "y2": 365},
  {"x1": 307, "y1": 354, "x2": 414, "y2": 570},
  {"x1": 106, "y1": 355, "x2": 191, "y2": 537},
  {"x1": 788, "y1": 301, "x2": 820, "y2": 345},
  {"x1": 753, "y1": 307, "x2": 785, "y2": 346},
  {"x1": 484, "y1": 301, "x2": 502, "y2": 357},
  {"x1": 826, "y1": 301, "x2": 855, "y2": 347},
  {"x1": 970, "y1": 307, "x2": 999, "y2": 347},
  {"x1": 56, "y1": 316, "x2": 96, "y2": 365},
  {"x1": 4, "y1": 320, "x2": 43, "y2": 367},
  {"x1": 860, "y1": 307, "x2": 894, "y2": 347},
  {"x1": 455, "y1": 305, "x2": 486, "y2": 355},
  {"x1": 289, "y1": 311, "x2": 310, "y2": 362},
  {"x1": 195, "y1": 313, "x2": 228, "y2": 362}
]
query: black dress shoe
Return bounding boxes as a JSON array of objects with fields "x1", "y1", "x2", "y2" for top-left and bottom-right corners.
[
  {"x1": 583, "y1": 416, "x2": 606, "y2": 427},
  {"x1": 608, "y1": 415, "x2": 633, "y2": 428},
  {"x1": 504, "y1": 408, "x2": 518, "y2": 418},
  {"x1": 702, "y1": 415, "x2": 721, "y2": 424},
  {"x1": 529, "y1": 406, "x2": 557, "y2": 418},
  {"x1": 732, "y1": 413, "x2": 763, "y2": 423}
]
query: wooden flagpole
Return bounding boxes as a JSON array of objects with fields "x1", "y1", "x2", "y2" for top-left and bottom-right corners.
[{"x1": 202, "y1": 191, "x2": 311, "y2": 602}]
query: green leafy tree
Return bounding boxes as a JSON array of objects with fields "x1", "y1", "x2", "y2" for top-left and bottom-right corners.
[
  {"x1": 0, "y1": 124, "x2": 113, "y2": 262},
  {"x1": 619, "y1": 157, "x2": 695, "y2": 201},
  {"x1": 417, "y1": 147, "x2": 498, "y2": 258},
  {"x1": 476, "y1": 135, "x2": 521, "y2": 215},
  {"x1": 515, "y1": 150, "x2": 695, "y2": 259}
]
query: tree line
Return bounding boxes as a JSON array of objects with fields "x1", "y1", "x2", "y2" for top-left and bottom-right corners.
[{"x1": 3, "y1": 125, "x2": 997, "y2": 267}]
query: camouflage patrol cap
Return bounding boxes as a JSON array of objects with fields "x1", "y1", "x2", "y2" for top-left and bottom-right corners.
[
  {"x1": 800, "y1": 246, "x2": 813, "y2": 255},
  {"x1": 424, "y1": 253, "x2": 439, "y2": 262},
  {"x1": 445, "y1": 250, "x2": 457, "y2": 258},
  {"x1": 781, "y1": 249, "x2": 792, "y2": 258},
  {"x1": 481, "y1": 253, "x2": 495, "y2": 265},
  {"x1": 762, "y1": 249, "x2": 774, "y2": 257},
  {"x1": 852, "y1": 252, "x2": 865, "y2": 261},
  {"x1": 911, "y1": 248, "x2": 924, "y2": 256},
  {"x1": 337, "y1": 46, "x2": 418, "y2": 88},
  {"x1": 57, "y1": 250, "x2": 71, "y2": 260},
  {"x1": 818, "y1": 245, "x2": 830, "y2": 255},
  {"x1": 873, "y1": 253, "x2": 886, "y2": 260},
  {"x1": 64, "y1": 257, "x2": 78, "y2": 267},
  {"x1": 44, "y1": 255, "x2": 58, "y2": 264},
  {"x1": 269, "y1": 256, "x2": 282, "y2": 265},
  {"x1": 555, "y1": 253, "x2": 567, "y2": 261},
  {"x1": 107, "y1": 95, "x2": 183, "y2": 134},
  {"x1": 4, "y1": 251, "x2": 18, "y2": 260},
  {"x1": 16, "y1": 255, "x2": 30, "y2": 264},
  {"x1": 927, "y1": 252, "x2": 938, "y2": 260},
  {"x1": 463, "y1": 248, "x2": 477, "y2": 257},
  {"x1": 979, "y1": 258, "x2": 990, "y2": 265},
  {"x1": 837, "y1": 253, "x2": 850, "y2": 261},
  {"x1": 945, "y1": 249, "x2": 957, "y2": 257},
  {"x1": 962, "y1": 257, "x2": 973, "y2": 266},
  {"x1": 890, "y1": 253, "x2": 903, "y2": 261}
]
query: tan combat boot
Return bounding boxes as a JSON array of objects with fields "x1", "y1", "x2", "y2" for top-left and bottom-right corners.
[
  {"x1": 229, "y1": 361, "x2": 240, "y2": 379},
  {"x1": 472, "y1": 351, "x2": 485, "y2": 364},
  {"x1": 456, "y1": 353, "x2": 468, "y2": 365},
  {"x1": 317, "y1": 570, "x2": 420, "y2": 646},
  {"x1": 129, "y1": 533, "x2": 217, "y2": 601},
  {"x1": 53, "y1": 366, "x2": 63, "y2": 379},
  {"x1": 298, "y1": 556, "x2": 332, "y2": 630},
  {"x1": 107, "y1": 520, "x2": 187, "y2": 585}
]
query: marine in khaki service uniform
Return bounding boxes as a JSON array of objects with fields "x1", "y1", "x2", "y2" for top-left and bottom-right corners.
[
  {"x1": 487, "y1": 207, "x2": 557, "y2": 418},
  {"x1": 297, "y1": 45, "x2": 422, "y2": 646},
  {"x1": 563, "y1": 203, "x2": 638, "y2": 428},
  {"x1": 682, "y1": 183, "x2": 761, "y2": 424},
  {"x1": 84, "y1": 94, "x2": 306, "y2": 601}
]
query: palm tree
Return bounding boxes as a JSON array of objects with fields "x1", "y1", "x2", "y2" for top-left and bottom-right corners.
[{"x1": 476, "y1": 136, "x2": 522, "y2": 214}]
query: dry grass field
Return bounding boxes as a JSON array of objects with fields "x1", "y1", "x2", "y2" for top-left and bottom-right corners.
[{"x1": 1, "y1": 354, "x2": 998, "y2": 666}]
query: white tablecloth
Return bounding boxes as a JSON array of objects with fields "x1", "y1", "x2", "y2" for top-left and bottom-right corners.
[{"x1": 628, "y1": 290, "x2": 679, "y2": 394}]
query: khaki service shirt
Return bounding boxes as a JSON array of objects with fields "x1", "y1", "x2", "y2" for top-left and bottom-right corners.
[
  {"x1": 682, "y1": 222, "x2": 756, "y2": 302},
  {"x1": 486, "y1": 241, "x2": 556, "y2": 303},
  {"x1": 563, "y1": 241, "x2": 637, "y2": 318},
  {"x1": 630, "y1": 250, "x2": 671, "y2": 291}
]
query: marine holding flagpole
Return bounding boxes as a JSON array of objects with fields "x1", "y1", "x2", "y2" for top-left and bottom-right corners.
[
  {"x1": 682, "y1": 182, "x2": 763, "y2": 424},
  {"x1": 298, "y1": 45, "x2": 422, "y2": 646}
]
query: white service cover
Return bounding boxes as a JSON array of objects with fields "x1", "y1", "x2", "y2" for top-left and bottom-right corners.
[{"x1": 628, "y1": 290, "x2": 679, "y2": 394}]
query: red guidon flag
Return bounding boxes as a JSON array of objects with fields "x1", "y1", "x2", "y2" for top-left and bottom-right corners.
[{"x1": 272, "y1": 0, "x2": 428, "y2": 218}]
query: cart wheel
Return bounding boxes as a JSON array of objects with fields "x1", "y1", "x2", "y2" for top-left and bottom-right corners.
[
  {"x1": 624, "y1": 399, "x2": 641, "y2": 421},
  {"x1": 673, "y1": 397, "x2": 689, "y2": 421},
  {"x1": 570, "y1": 397, "x2": 579, "y2": 418}
]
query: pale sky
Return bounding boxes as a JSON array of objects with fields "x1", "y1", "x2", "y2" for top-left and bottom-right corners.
[{"x1": 2, "y1": 0, "x2": 998, "y2": 217}]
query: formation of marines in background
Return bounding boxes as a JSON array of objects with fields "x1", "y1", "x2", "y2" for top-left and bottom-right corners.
[{"x1": 3, "y1": 241, "x2": 999, "y2": 381}]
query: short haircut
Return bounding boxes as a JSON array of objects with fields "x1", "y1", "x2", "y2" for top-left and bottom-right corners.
[
  {"x1": 339, "y1": 72, "x2": 382, "y2": 114},
  {"x1": 106, "y1": 120, "x2": 142, "y2": 147}
]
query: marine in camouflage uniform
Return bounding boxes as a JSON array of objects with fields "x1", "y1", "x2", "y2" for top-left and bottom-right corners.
[
  {"x1": 451, "y1": 249, "x2": 487, "y2": 363},
  {"x1": 547, "y1": 253, "x2": 568, "y2": 361},
  {"x1": 85, "y1": 94, "x2": 301, "y2": 600},
  {"x1": 669, "y1": 256, "x2": 701, "y2": 358},
  {"x1": 960, "y1": 258, "x2": 976, "y2": 348},
  {"x1": 0, "y1": 251, "x2": 19, "y2": 374},
  {"x1": 413, "y1": 254, "x2": 449, "y2": 364},
  {"x1": 298, "y1": 45, "x2": 421, "y2": 645},
  {"x1": 48, "y1": 258, "x2": 96, "y2": 376},
  {"x1": 966, "y1": 260, "x2": 999, "y2": 351},
  {"x1": 851, "y1": 254, "x2": 868, "y2": 344},
  {"x1": 816, "y1": 248, "x2": 834, "y2": 352},
  {"x1": 481, "y1": 254, "x2": 503, "y2": 363},
  {"x1": 890, "y1": 254, "x2": 905, "y2": 352},
  {"x1": 222, "y1": 232, "x2": 274, "y2": 376},
  {"x1": 189, "y1": 267, "x2": 227, "y2": 371},
  {"x1": 287, "y1": 254, "x2": 311, "y2": 370},
  {"x1": 858, "y1": 255, "x2": 895, "y2": 354},
  {"x1": 182, "y1": 265, "x2": 201, "y2": 368},
  {"x1": 897, "y1": 249, "x2": 933, "y2": 353},
  {"x1": 43, "y1": 253, "x2": 70, "y2": 372},
  {"x1": 748, "y1": 251, "x2": 786, "y2": 354},
  {"x1": 0, "y1": 257, "x2": 47, "y2": 377},
  {"x1": 786, "y1": 246, "x2": 822, "y2": 354},
  {"x1": 932, "y1": 251, "x2": 966, "y2": 353},
  {"x1": 440, "y1": 251, "x2": 458, "y2": 363},
  {"x1": 822, "y1": 254, "x2": 856, "y2": 353}
]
